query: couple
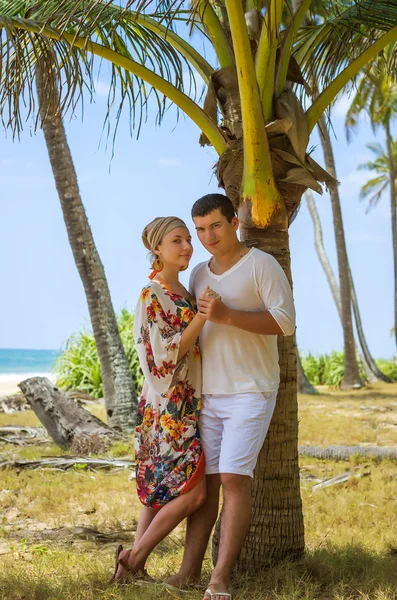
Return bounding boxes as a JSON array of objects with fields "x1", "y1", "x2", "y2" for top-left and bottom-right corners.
[{"x1": 111, "y1": 194, "x2": 295, "y2": 599}]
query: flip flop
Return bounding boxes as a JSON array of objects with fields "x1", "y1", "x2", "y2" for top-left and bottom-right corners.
[
  {"x1": 204, "y1": 585, "x2": 232, "y2": 599},
  {"x1": 109, "y1": 544, "x2": 123, "y2": 584}
]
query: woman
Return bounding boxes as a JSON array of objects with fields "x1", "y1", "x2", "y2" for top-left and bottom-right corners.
[{"x1": 111, "y1": 216, "x2": 210, "y2": 583}]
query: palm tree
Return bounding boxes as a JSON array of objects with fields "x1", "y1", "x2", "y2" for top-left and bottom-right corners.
[
  {"x1": 317, "y1": 116, "x2": 364, "y2": 388},
  {"x1": 358, "y1": 141, "x2": 397, "y2": 206},
  {"x1": 2, "y1": 0, "x2": 397, "y2": 568},
  {"x1": 305, "y1": 189, "x2": 390, "y2": 383},
  {"x1": 346, "y1": 49, "x2": 397, "y2": 350},
  {"x1": 1, "y1": 1, "x2": 138, "y2": 432}
]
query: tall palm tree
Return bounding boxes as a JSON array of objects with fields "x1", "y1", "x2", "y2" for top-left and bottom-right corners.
[
  {"x1": 346, "y1": 49, "x2": 397, "y2": 349},
  {"x1": 317, "y1": 115, "x2": 364, "y2": 388},
  {"x1": 2, "y1": 0, "x2": 397, "y2": 568},
  {"x1": 305, "y1": 189, "x2": 390, "y2": 383},
  {"x1": 1, "y1": 1, "x2": 137, "y2": 432}
]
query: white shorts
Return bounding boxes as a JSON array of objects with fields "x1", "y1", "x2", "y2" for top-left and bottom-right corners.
[{"x1": 199, "y1": 391, "x2": 277, "y2": 478}]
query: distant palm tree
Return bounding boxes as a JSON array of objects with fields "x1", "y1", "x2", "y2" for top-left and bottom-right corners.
[
  {"x1": 346, "y1": 47, "x2": 397, "y2": 349},
  {"x1": 358, "y1": 141, "x2": 397, "y2": 209}
]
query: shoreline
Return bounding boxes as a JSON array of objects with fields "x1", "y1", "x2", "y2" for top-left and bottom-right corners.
[{"x1": 0, "y1": 373, "x2": 56, "y2": 396}]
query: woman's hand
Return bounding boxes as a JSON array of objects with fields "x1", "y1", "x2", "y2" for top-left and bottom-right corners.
[{"x1": 198, "y1": 287, "x2": 229, "y2": 324}]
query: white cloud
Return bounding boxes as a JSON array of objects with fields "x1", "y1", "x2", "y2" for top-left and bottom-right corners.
[
  {"x1": 95, "y1": 80, "x2": 110, "y2": 96},
  {"x1": 0, "y1": 159, "x2": 13, "y2": 167},
  {"x1": 158, "y1": 158, "x2": 182, "y2": 167}
]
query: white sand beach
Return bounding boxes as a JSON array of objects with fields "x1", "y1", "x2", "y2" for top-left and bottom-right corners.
[{"x1": 0, "y1": 373, "x2": 56, "y2": 396}]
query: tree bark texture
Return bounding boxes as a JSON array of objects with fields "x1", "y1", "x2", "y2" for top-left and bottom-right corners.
[
  {"x1": 385, "y1": 121, "x2": 397, "y2": 352},
  {"x1": 318, "y1": 115, "x2": 363, "y2": 389},
  {"x1": 35, "y1": 61, "x2": 137, "y2": 431},
  {"x1": 19, "y1": 377, "x2": 122, "y2": 449}
]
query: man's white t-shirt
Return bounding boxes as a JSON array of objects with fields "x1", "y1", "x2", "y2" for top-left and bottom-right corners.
[{"x1": 189, "y1": 247, "x2": 296, "y2": 395}]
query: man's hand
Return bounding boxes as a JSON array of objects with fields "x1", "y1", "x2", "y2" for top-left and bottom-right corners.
[{"x1": 198, "y1": 287, "x2": 229, "y2": 324}]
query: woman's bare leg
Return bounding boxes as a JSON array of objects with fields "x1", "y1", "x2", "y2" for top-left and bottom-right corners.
[
  {"x1": 133, "y1": 506, "x2": 159, "y2": 548},
  {"x1": 115, "y1": 477, "x2": 206, "y2": 581}
]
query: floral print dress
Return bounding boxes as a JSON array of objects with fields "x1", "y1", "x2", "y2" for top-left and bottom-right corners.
[{"x1": 133, "y1": 280, "x2": 204, "y2": 509}]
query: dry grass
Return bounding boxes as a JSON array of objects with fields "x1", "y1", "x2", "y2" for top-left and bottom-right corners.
[
  {"x1": 0, "y1": 384, "x2": 396, "y2": 599},
  {"x1": 299, "y1": 383, "x2": 397, "y2": 447}
]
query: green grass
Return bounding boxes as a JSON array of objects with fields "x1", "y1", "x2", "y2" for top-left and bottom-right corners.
[{"x1": 0, "y1": 384, "x2": 396, "y2": 599}]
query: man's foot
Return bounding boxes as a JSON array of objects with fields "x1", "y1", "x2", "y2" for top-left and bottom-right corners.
[
  {"x1": 203, "y1": 581, "x2": 232, "y2": 599},
  {"x1": 166, "y1": 571, "x2": 201, "y2": 589}
]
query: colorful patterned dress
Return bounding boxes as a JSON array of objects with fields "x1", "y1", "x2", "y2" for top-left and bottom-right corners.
[{"x1": 133, "y1": 280, "x2": 204, "y2": 509}]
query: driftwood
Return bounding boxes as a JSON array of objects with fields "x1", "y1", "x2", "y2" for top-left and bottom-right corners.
[
  {"x1": 0, "y1": 456, "x2": 135, "y2": 471},
  {"x1": 0, "y1": 389, "x2": 100, "y2": 414},
  {"x1": 11, "y1": 526, "x2": 135, "y2": 544},
  {"x1": 299, "y1": 445, "x2": 397, "y2": 461},
  {"x1": 19, "y1": 377, "x2": 123, "y2": 449},
  {"x1": 312, "y1": 470, "x2": 366, "y2": 491},
  {"x1": 0, "y1": 394, "x2": 28, "y2": 413},
  {"x1": 0, "y1": 426, "x2": 49, "y2": 446}
]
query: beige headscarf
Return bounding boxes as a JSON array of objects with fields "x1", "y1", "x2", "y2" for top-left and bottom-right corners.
[{"x1": 142, "y1": 216, "x2": 188, "y2": 278}]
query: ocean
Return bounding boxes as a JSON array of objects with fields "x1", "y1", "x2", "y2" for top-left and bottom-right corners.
[{"x1": 0, "y1": 348, "x2": 61, "y2": 379}]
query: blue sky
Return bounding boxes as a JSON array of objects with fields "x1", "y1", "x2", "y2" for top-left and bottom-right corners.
[{"x1": 0, "y1": 49, "x2": 395, "y2": 358}]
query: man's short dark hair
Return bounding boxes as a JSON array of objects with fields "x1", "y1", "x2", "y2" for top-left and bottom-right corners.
[{"x1": 191, "y1": 194, "x2": 236, "y2": 223}]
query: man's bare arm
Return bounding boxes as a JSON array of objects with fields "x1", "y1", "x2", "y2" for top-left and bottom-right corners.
[{"x1": 197, "y1": 297, "x2": 285, "y2": 335}]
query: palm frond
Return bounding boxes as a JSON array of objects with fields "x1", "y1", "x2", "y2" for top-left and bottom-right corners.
[
  {"x1": 360, "y1": 179, "x2": 388, "y2": 210},
  {"x1": 0, "y1": 0, "x2": 204, "y2": 140},
  {"x1": 294, "y1": 0, "x2": 397, "y2": 99}
]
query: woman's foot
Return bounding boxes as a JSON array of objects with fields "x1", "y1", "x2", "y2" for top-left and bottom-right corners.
[{"x1": 111, "y1": 547, "x2": 150, "y2": 584}]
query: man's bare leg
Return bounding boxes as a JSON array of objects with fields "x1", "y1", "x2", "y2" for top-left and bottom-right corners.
[
  {"x1": 203, "y1": 473, "x2": 252, "y2": 599},
  {"x1": 166, "y1": 474, "x2": 221, "y2": 588}
]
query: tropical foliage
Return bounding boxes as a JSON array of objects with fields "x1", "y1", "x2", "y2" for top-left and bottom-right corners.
[
  {"x1": 300, "y1": 351, "x2": 397, "y2": 387},
  {"x1": 55, "y1": 310, "x2": 144, "y2": 399},
  {"x1": 358, "y1": 141, "x2": 397, "y2": 209}
]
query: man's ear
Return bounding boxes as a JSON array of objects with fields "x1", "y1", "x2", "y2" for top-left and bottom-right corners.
[{"x1": 232, "y1": 216, "x2": 239, "y2": 231}]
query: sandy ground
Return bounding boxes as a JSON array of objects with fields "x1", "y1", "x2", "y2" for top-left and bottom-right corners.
[
  {"x1": 0, "y1": 374, "x2": 55, "y2": 397},
  {"x1": 0, "y1": 377, "x2": 24, "y2": 396}
]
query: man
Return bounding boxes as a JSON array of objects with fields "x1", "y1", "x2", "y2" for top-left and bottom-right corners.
[{"x1": 168, "y1": 193, "x2": 296, "y2": 600}]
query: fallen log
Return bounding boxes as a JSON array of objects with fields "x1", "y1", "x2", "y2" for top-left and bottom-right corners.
[
  {"x1": 299, "y1": 444, "x2": 397, "y2": 461},
  {"x1": 0, "y1": 456, "x2": 135, "y2": 471},
  {"x1": 19, "y1": 377, "x2": 124, "y2": 449},
  {"x1": 0, "y1": 394, "x2": 28, "y2": 413}
]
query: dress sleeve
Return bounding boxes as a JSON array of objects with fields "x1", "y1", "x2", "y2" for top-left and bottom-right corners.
[
  {"x1": 133, "y1": 285, "x2": 182, "y2": 395},
  {"x1": 254, "y1": 251, "x2": 296, "y2": 336}
]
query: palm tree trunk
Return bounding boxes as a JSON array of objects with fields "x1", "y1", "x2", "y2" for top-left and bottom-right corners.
[
  {"x1": 385, "y1": 121, "x2": 397, "y2": 351},
  {"x1": 305, "y1": 190, "x2": 389, "y2": 383},
  {"x1": 232, "y1": 226, "x2": 304, "y2": 566},
  {"x1": 318, "y1": 116, "x2": 363, "y2": 389},
  {"x1": 297, "y1": 349, "x2": 319, "y2": 394},
  {"x1": 35, "y1": 61, "x2": 137, "y2": 432},
  {"x1": 348, "y1": 269, "x2": 391, "y2": 382}
]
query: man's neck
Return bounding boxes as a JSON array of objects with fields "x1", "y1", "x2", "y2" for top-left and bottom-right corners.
[{"x1": 212, "y1": 242, "x2": 248, "y2": 267}]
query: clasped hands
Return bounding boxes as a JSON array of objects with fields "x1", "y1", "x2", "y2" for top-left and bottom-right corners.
[{"x1": 197, "y1": 286, "x2": 229, "y2": 324}]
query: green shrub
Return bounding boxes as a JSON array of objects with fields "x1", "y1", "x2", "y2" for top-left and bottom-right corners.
[
  {"x1": 375, "y1": 358, "x2": 397, "y2": 382},
  {"x1": 55, "y1": 309, "x2": 144, "y2": 398},
  {"x1": 300, "y1": 351, "x2": 371, "y2": 388}
]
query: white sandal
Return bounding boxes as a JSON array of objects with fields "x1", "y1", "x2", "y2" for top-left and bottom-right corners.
[{"x1": 204, "y1": 585, "x2": 232, "y2": 599}]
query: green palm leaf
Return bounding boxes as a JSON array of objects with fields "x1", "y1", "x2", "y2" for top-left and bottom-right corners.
[
  {"x1": 0, "y1": 0, "x2": 203, "y2": 138},
  {"x1": 294, "y1": 0, "x2": 397, "y2": 98}
]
